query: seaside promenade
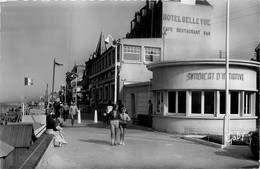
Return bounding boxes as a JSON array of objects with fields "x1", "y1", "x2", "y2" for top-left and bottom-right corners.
[{"x1": 36, "y1": 118, "x2": 259, "y2": 169}]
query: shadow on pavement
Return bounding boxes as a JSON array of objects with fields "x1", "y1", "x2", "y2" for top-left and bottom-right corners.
[
  {"x1": 241, "y1": 165, "x2": 260, "y2": 168},
  {"x1": 214, "y1": 149, "x2": 256, "y2": 161},
  {"x1": 85, "y1": 122, "x2": 154, "y2": 132},
  {"x1": 78, "y1": 139, "x2": 111, "y2": 146},
  {"x1": 85, "y1": 122, "x2": 107, "y2": 128}
]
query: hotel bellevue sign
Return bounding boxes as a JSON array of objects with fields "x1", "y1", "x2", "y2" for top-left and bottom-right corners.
[
  {"x1": 162, "y1": 2, "x2": 212, "y2": 60},
  {"x1": 163, "y1": 14, "x2": 211, "y2": 36}
]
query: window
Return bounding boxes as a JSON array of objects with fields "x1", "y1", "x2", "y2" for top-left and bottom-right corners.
[
  {"x1": 123, "y1": 45, "x2": 141, "y2": 62},
  {"x1": 99, "y1": 86, "x2": 103, "y2": 101},
  {"x1": 192, "y1": 91, "x2": 201, "y2": 114},
  {"x1": 102, "y1": 58, "x2": 104, "y2": 70},
  {"x1": 145, "y1": 47, "x2": 161, "y2": 62},
  {"x1": 108, "y1": 53, "x2": 111, "y2": 66},
  {"x1": 104, "y1": 85, "x2": 109, "y2": 101},
  {"x1": 156, "y1": 91, "x2": 164, "y2": 114},
  {"x1": 244, "y1": 92, "x2": 252, "y2": 114},
  {"x1": 220, "y1": 91, "x2": 226, "y2": 114},
  {"x1": 178, "y1": 91, "x2": 186, "y2": 113},
  {"x1": 92, "y1": 88, "x2": 96, "y2": 102},
  {"x1": 204, "y1": 91, "x2": 214, "y2": 114},
  {"x1": 230, "y1": 91, "x2": 239, "y2": 114},
  {"x1": 98, "y1": 61, "x2": 101, "y2": 71},
  {"x1": 168, "y1": 91, "x2": 176, "y2": 113}
]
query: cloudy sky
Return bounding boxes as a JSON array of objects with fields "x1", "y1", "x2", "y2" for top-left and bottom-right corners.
[{"x1": 0, "y1": 0, "x2": 259, "y2": 103}]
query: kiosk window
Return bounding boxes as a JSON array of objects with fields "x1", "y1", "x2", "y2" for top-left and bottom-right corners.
[
  {"x1": 156, "y1": 91, "x2": 164, "y2": 114},
  {"x1": 178, "y1": 91, "x2": 186, "y2": 113},
  {"x1": 220, "y1": 91, "x2": 226, "y2": 114},
  {"x1": 168, "y1": 91, "x2": 176, "y2": 113},
  {"x1": 230, "y1": 92, "x2": 239, "y2": 114},
  {"x1": 204, "y1": 91, "x2": 214, "y2": 114},
  {"x1": 192, "y1": 91, "x2": 201, "y2": 114},
  {"x1": 244, "y1": 92, "x2": 252, "y2": 114}
]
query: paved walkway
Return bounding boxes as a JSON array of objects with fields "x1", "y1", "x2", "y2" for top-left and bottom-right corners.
[{"x1": 36, "y1": 119, "x2": 259, "y2": 169}]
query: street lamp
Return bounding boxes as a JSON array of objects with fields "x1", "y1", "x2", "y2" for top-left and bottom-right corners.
[
  {"x1": 51, "y1": 59, "x2": 63, "y2": 105},
  {"x1": 67, "y1": 72, "x2": 78, "y2": 105},
  {"x1": 105, "y1": 35, "x2": 120, "y2": 105},
  {"x1": 223, "y1": 0, "x2": 230, "y2": 147}
]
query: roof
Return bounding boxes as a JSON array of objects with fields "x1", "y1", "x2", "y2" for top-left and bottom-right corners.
[
  {"x1": 0, "y1": 124, "x2": 34, "y2": 148},
  {"x1": 196, "y1": 0, "x2": 211, "y2": 6},
  {"x1": 255, "y1": 44, "x2": 260, "y2": 52},
  {"x1": 0, "y1": 140, "x2": 14, "y2": 158},
  {"x1": 124, "y1": 81, "x2": 151, "y2": 88}
]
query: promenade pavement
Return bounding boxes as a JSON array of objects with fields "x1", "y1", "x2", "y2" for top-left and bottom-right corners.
[{"x1": 36, "y1": 118, "x2": 259, "y2": 169}]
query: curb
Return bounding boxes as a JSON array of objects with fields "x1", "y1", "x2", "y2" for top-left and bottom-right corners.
[{"x1": 35, "y1": 135, "x2": 54, "y2": 169}]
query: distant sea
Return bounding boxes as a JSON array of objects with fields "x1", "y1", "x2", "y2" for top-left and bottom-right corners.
[{"x1": 0, "y1": 102, "x2": 21, "y2": 114}]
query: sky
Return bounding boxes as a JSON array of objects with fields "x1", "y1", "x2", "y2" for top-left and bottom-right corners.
[{"x1": 0, "y1": 0, "x2": 259, "y2": 103}]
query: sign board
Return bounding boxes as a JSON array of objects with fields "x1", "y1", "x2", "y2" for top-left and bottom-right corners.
[{"x1": 162, "y1": 2, "x2": 212, "y2": 60}]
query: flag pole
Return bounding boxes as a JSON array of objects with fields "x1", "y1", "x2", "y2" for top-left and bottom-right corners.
[
  {"x1": 51, "y1": 59, "x2": 56, "y2": 106},
  {"x1": 26, "y1": 74, "x2": 28, "y2": 103}
]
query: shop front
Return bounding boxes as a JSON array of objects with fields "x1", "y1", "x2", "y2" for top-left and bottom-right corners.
[{"x1": 147, "y1": 59, "x2": 260, "y2": 134}]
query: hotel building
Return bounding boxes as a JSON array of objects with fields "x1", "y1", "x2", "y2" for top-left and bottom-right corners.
[{"x1": 84, "y1": 0, "x2": 260, "y2": 134}]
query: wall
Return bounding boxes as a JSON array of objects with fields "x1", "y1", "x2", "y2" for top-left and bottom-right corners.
[
  {"x1": 118, "y1": 38, "x2": 162, "y2": 102},
  {"x1": 153, "y1": 115, "x2": 257, "y2": 135},
  {"x1": 124, "y1": 82, "x2": 153, "y2": 118},
  {"x1": 162, "y1": 2, "x2": 212, "y2": 60},
  {"x1": 149, "y1": 60, "x2": 258, "y2": 91}
]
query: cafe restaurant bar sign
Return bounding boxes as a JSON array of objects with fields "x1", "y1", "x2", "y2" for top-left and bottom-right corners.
[{"x1": 162, "y1": 2, "x2": 213, "y2": 60}]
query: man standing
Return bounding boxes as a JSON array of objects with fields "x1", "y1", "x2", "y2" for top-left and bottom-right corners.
[
  {"x1": 148, "y1": 100, "x2": 153, "y2": 128},
  {"x1": 62, "y1": 103, "x2": 70, "y2": 121},
  {"x1": 69, "y1": 102, "x2": 78, "y2": 127}
]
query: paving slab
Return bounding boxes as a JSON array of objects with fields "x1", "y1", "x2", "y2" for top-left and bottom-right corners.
[{"x1": 36, "y1": 120, "x2": 259, "y2": 169}]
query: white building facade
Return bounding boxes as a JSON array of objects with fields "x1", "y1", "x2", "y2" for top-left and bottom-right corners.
[{"x1": 121, "y1": 0, "x2": 260, "y2": 134}]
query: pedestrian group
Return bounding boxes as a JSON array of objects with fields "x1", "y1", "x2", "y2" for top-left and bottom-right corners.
[
  {"x1": 46, "y1": 99, "x2": 153, "y2": 147},
  {"x1": 104, "y1": 100, "x2": 131, "y2": 146}
]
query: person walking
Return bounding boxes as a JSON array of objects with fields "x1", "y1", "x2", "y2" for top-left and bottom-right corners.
[
  {"x1": 148, "y1": 100, "x2": 153, "y2": 128},
  {"x1": 119, "y1": 107, "x2": 131, "y2": 145},
  {"x1": 109, "y1": 104, "x2": 120, "y2": 146},
  {"x1": 69, "y1": 102, "x2": 78, "y2": 127},
  {"x1": 62, "y1": 102, "x2": 70, "y2": 122}
]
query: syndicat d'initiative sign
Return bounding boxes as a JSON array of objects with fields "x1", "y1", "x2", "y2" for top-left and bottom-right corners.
[{"x1": 162, "y1": 2, "x2": 212, "y2": 60}]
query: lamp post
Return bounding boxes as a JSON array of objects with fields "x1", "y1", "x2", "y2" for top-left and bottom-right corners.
[
  {"x1": 51, "y1": 59, "x2": 63, "y2": 105},
  {"x1": 223, "y1": 0, "x2": 230, "y2": 147},
  {"x1": 67, "y1": 72, "x2": 78, "y2": 105},
  {"x1": 105, "y1": 35, "x2": 119, "y2": 105}
]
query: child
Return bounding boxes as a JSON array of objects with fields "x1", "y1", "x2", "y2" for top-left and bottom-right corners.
[{"x1": 119, "y1": 107, "x2": 131, "y2": 145}]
